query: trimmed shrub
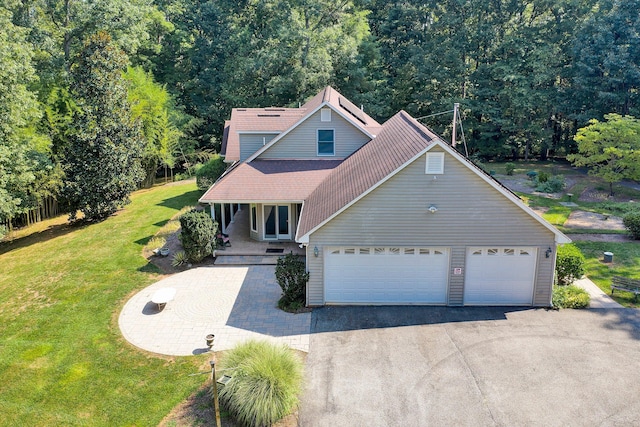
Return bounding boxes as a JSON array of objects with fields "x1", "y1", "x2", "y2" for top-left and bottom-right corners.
[
  {"x1": 275, "y1": 252, "x2": 309, "y2": 310},
  {"x1": 537, "y1": 171, "x2": 549, "y2": 183},
  {"x1": 623, "y1": 212, "x2": 640, "y2": 239},
  {"x1": 552, "y1": 285, "x2": 590, "y2": 309},
  {"x1": 555, "y1": 244, "x2": 585, "y2": 286},
  {"x1": 196, "y1": 155, "x2": 227, "y2": 190},
  {"x1": 536, "y1": 175, "x2": 565, "y2": 193},
  {"x1": 218, "y1": 340, "x2": 303, "y2": 427},
  {"x1": 178, "y1": 209, "x2": 218, "y2": 262},
  {"x1": 505, "y1": 162, "x2": 515, "y2": 176}
]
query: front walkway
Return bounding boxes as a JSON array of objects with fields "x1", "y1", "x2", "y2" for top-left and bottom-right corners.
[
  {"x1": 575, "y1": 277, "x2": 623, "y2": 308},
  {"x1": 119, "y1": 265, "x2": 311, "y2": 356}
]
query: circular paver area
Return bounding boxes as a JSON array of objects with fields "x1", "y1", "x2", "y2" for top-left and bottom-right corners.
[{"x1": 119, "y1": 266, "x2": 310, "y2": 356}]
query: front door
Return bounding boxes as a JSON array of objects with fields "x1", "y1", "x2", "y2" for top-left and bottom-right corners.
[{"x1": 264, "y1": 205, "x2": 290, "y2": 240}]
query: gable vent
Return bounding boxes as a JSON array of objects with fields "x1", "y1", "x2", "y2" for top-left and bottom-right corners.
[{"x1": 426, "y1": 152, "x2": 445, "y2": 174}]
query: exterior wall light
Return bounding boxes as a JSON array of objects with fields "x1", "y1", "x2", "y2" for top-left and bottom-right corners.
[
  {"x1": 428, "y1": 205, "x2": 438, "y2": 214},
  {"x1": 545, "y1": 247, "x2": 552, "y2": 258},
  {"x1": 314, "y1": 246, "x2": 319, "y2": 257}
]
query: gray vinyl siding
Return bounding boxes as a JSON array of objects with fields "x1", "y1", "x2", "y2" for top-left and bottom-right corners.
[
  {"x1": 448, "y1": 248, "x2": 466, "y2": 305},
  {"x1": 240, "y1": 134, "x2": 278, "y2": 161},
  {"x1": 307, "y1": 246, "x2": 324, "y2": 306},
  {"x1": 306, "y1": 147, "x2": 557, "y2": 306},
  {"x1": 258, "y1": 110, "x2": 370, "y2": 159}
]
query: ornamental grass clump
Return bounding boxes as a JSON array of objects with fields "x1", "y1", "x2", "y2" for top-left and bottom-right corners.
[{"x1": 218, "y1": 340, "x2": 303, "y2": 427}]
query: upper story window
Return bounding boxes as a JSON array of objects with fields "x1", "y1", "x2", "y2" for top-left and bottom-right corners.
[
  {"x1": 425, "y1": 152, "x2": 444, "y2": 174},
  {"x1": 317, "y1": 129, "x2": 335, "y2": 156}
]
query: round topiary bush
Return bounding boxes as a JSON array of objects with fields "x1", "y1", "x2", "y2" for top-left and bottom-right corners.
[
  {"x1": 623, "y1": 212, "x2": 640, "y2": 239},
  {"x1": 178, "y1": 209, "x2": 218, "y2": 262},
  {"x1": 556, "y1": 244, "x2": 585, "y2": 286},
  {"x1": 218, "y1": 340, "x2": 303, "y2": 427}
]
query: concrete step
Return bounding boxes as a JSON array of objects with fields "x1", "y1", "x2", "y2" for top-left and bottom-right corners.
[{"x1": 214, "y1": 255, "x2": 283, "y2": 265}]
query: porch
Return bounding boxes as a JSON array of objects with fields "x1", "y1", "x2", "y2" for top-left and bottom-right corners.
[{"x1": 215, "y1": 204, "x2": 305, "y2": 259}]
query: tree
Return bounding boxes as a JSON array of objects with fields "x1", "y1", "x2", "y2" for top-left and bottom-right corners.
[
  {"x1": 568, "y1": 113, "x2": 640, "y2": 195},
  {"x1": 572, "y1": 0, "x2": 640, "y2": 122},
  {"x1": 124, "y1": 66, "x2": 181, "y2": 187},
  {"x1": 63, "y1": 32, "x2": 144, "y2": 222},
  {"x1": 0, "y1": 7, "x2": 46, "y2": 236},
  {"x1": 195, "y1": 155, "x2": 226, "y2": 191}
]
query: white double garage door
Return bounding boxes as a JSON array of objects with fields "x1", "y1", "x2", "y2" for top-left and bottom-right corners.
[{"x1": 324, "y1": 246, "x2": 538, "y2": 305}]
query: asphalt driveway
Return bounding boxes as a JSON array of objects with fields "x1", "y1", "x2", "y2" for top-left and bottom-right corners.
[{"x1": 300, "y1": 306, "x2": 640, "y2": 426}]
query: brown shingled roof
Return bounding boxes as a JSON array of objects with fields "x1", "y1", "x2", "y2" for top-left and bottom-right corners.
[
  {"x1": 199, "y1": 159, "x2": 343, "y2": 203},
  {"x1": 223, "y1": 87, "x2": 383, "y2": 162},
  {"x1": 297, "y1": 111, "x2": 442, "y2": 238},
  {"x1": 222, "y1": 108, "x2": 304, "y2": 161}
]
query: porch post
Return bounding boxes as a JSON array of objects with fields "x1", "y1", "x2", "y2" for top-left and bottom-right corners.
[
  {"x1": 221, "y1": 203, "x2": 227, "y2": 234},
  {"x1": 210, "y1": 203, "x2": 216, "y2": 221},
  {"x1": 230, "y1": 203, "x2": 235, "y2": 224},
  {"x1": 237, "y1": 203, "x2": 241, "y2": 211}
]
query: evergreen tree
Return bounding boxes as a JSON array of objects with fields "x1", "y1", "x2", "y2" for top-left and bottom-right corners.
[{"x1": 63, "y1": 32, "x2": 144, "y2": 222}]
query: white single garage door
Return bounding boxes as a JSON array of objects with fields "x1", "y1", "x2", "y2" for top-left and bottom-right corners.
[
  {"x1": 324, "y1": 247, "x2": 449, "y2": 304},
  {"x1": 464, "y1": 247, "x2": 537, "y2": 305}
]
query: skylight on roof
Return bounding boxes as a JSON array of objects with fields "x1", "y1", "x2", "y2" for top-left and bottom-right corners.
[
  {"x1": 257, "y1": 114, "x2": 281, "y2": 117},
  {"x1": 338, "y1": 97, "x2": 367, "y2": 125}
]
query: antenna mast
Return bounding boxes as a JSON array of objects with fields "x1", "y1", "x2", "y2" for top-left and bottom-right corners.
[{"x1": 452, "y1": 103, "x2": 459, "y2": 147}]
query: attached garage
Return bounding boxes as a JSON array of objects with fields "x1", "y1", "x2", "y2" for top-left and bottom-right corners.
[
  {"x1": 464, "y1": 247, "x2": 538, "y2": 305},
  {"x1": 324, "y1": 247, "x2": 449, "y2": 304}
]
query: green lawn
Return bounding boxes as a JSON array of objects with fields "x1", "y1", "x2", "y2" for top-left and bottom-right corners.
[
  {"x1": 574, "y1": 241, "x2": 640, "y2": 307},
  {"x1": 0, "y1": 181, "x2": 208, "y2": 425}
]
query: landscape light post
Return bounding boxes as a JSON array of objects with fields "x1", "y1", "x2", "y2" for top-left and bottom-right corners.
[{"x1": 210, "y1": 360, "x2": 222, "y2": 427}]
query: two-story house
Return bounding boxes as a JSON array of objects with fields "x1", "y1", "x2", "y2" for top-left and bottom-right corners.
[{"x1": 200, "y1": 87, "x2": 570, "y2": 307}]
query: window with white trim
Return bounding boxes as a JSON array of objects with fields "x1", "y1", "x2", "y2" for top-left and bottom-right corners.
[
  {"x1": 317, "y1": 129, "x2": 335, "y2": 156},
  {"x1": 250, "y1": 204, "x2": 257, "y2": 232},
  {"x1": 425, "y1": 152, "x2": 445, "y2": 174}
]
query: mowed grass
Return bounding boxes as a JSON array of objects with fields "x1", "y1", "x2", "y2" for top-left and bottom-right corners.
[
  {"x1": 574, "y1": 241, "x2": 640, "y2": 307},
  {"x1": 0, "y1": 181, "x2": 207, "y2": 425}
]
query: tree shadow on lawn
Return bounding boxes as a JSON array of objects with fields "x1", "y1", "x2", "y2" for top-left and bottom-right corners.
[
  {"x1": 0, "y1": 220, "x2": 86, "y2": 256},
  {"x1": 157, "y1": 190, "x2": 203, "y2": 211}
]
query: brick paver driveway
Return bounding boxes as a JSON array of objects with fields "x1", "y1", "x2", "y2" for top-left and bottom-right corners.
[{"x1": 119, "y1": 265, "x2": 310, "y2": 356}]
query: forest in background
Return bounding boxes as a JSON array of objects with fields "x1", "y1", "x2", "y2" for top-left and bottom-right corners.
[{"x1": 1, "y1": 0, "x2": 639, "y2": 230}]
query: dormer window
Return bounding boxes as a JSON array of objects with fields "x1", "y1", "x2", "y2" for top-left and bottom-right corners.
[{"x1": 318, "y1": 129, "x2": 335, "y2": 156}]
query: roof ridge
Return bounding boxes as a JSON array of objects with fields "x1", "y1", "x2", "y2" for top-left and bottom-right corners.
[
  {"x1": 322, "y1": 86, "x2": 332, "y2": 102},
  {"x1": 397, "y1": 110, "x2": 439, "y2": 143}
]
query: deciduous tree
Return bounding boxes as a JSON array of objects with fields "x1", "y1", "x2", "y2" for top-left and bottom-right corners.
[{"x1": 568, "y1": 113, "x2": 640, "y2": 195}]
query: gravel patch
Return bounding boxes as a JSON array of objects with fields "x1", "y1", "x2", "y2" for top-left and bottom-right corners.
[{"x1": 564, "y1": 211, "x2": 625, "y2": 230}]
